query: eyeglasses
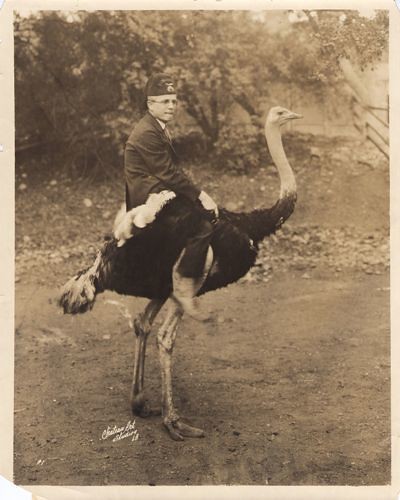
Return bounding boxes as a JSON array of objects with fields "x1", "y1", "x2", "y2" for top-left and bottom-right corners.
[{"x1": 148, "y1": 98, "x2": 178, "y2": 105}]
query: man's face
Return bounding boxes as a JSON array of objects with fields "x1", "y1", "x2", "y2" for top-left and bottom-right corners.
[{"x1": 147, "y1": 94, "x2": 177, "y2": 123}]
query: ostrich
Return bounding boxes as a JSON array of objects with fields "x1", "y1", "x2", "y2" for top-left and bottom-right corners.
[{"x1": 58, "y1": 106, "x2": 302, "y2": 441}]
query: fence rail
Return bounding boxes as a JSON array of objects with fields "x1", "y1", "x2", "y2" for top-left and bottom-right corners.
[{"x1": 351, "y1": 94, "x2": 389, "y2": 158}]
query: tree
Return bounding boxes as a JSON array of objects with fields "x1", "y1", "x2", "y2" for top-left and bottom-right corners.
[
  {"x1": 290, "y1": 10, "x2": 388, "y2": 104},
  {"x1": 14, "y1": 10, "x2": 388, "y2": 177}
]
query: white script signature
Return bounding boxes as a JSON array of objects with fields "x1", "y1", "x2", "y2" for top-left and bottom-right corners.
[{"x1": 101, "y1": 420, "x2": 139, "y2": 442}]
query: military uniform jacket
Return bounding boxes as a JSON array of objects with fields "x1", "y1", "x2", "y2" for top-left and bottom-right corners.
[{"x1": 124, "y1": 112, "x2": 201, "y2": 210}]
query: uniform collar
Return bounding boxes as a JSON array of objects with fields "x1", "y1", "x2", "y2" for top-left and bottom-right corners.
[
  {"x1": 147, "y1": 111, "x2": 167, "y2": 130},
  {"x1": 146, "y1": 112, "x2": 175, "y2": 152},
  {"x1": 156, "y1": 118, "x2": 166, "y2": 130}
]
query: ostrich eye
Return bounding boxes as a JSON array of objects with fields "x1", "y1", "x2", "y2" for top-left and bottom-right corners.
[{"x1": 277, "y1": 111, "x2": 284, "y2": 115}]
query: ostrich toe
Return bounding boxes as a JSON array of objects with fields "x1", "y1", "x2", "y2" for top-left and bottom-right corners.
[{"x1": 163, "y1": 417, "x2": 205, "y2": 440}]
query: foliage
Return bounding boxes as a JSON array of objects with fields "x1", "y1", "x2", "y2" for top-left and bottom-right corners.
[
  {"x1": 301, "y1": 10, "x2": 388, "y2": 76},
  {"x1": 14, "y1": 10, "x2": 388, "y2": 177},
  {"x1": 214, "y1": 122, "x2": 269, "y2": 175}
]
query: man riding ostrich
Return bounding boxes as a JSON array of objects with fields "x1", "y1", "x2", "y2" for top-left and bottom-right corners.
[
  {"x1": 58, "y1": 73, "x2": 302, "y2": 441},
  {"x1": 123, "y1": 73, "x2": 219, "y2": 321}
]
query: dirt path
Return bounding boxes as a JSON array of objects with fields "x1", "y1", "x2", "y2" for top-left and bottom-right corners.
[{"x1": 14, "y1": 269, "x2": 390, "y2": 485}]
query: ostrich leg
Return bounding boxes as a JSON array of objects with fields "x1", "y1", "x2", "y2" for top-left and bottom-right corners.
[
  {"x1": 157, "y1": 246, "x2": 213, "y2": 440},
  {"x1": 130, "y1": 298, "x2": 165, "y2": 417},
  {"x1": 157, "y1": 300, "x2": 205, "y2": 440}
]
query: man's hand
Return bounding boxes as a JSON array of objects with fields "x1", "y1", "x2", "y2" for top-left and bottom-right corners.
[{"x1": 198, "y1": 191, "x2": 219, "y2": 220}]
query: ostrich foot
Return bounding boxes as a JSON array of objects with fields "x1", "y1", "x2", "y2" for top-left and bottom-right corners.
[
  {"x1": 130, "y1": 392, "x2": 161, "y2": 418},
  {"x1": 163, "y1": 417, "x2": 205, "y2": 441}
]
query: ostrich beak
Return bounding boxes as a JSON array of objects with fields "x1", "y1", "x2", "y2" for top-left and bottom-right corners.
[{"x1": 288, "y1": 112, "x2": 303, "y2": 120}]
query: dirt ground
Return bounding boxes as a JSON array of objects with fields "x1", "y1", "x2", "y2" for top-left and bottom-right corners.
[
  {"x1": 13, "y1": 135, "x2": 390, "y2": 485},
  {"x1": 14, "y1": 271, "x2": 390, "y2": 486}
]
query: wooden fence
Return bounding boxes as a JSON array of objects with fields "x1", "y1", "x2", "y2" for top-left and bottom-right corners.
[{"x1": 351, "y1": 93, "x2": 389, "y2": 158}]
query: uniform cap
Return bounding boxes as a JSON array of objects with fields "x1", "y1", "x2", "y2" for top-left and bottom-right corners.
[{"x1": 145, "y1": 73, "x2": 176, "y2": 97}]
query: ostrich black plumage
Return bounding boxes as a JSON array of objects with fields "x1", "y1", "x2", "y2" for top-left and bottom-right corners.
[{"x1": 58, "y1": 106, "x2": 302, "y2": 440}]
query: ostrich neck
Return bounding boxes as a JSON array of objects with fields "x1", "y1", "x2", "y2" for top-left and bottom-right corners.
[
  {"x1": 216, "y1": 119, "x2": 298, "y2": 244},
  {"x1": 265, "y1": 122, "x2": 296, "y2": 197},
  {"x1": 225, "y1": 120, "x2": 298, "y2": 244}
]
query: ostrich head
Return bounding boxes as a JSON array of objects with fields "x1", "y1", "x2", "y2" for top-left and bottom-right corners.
[{"x1": 266, "y1": 106, "x2": 303, "y2": 126}]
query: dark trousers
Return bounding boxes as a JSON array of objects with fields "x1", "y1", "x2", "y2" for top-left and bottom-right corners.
[{"x1": 176, "y1": 217, "x2": 213, "y2": 279}]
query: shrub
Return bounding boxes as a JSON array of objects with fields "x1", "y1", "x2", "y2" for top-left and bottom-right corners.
[
  {"x1": 172, "y1": 130, "x2": 207, "y2": 163},
  {"x1": 213, "y1": 122, "x2": 271, "y2": 175}
]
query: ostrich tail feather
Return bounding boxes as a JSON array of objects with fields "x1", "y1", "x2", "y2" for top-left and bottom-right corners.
[{"x1": 58, "y1": 251, "x2": 103, "y2": 314}]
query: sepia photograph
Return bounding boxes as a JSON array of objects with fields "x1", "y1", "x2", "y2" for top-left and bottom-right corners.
[{"x1": 4, "y1": 3, "x2": 396, "y2": 496}]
